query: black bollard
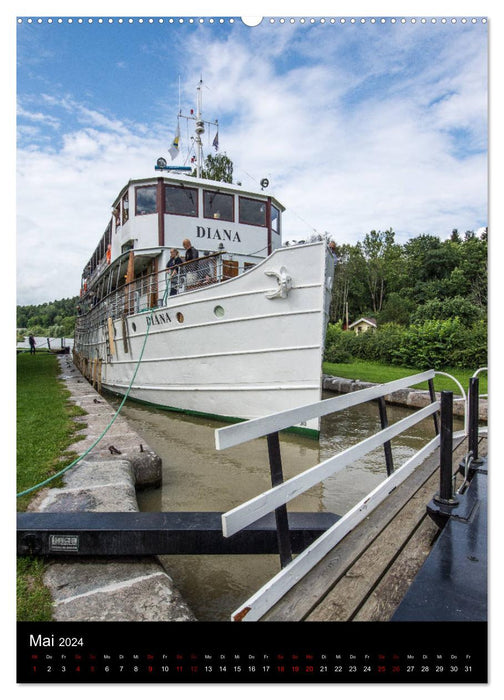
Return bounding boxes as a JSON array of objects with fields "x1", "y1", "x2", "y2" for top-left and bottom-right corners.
[
  {"x1": 434, "y1": 391, "x2": 459, "y2": 506},
  {"x1": 468, "y1": 377, "x2": 480, "y2": 464}
]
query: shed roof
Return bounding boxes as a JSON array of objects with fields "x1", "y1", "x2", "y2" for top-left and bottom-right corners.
[{"x1": 348, "y1": 317, "x2": 377, "y2": 329}]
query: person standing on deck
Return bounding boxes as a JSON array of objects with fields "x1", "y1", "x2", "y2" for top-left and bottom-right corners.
[
  {"x1": 183, "y1": 239, "x2": 199, "y2": 287},
  {"x1": 29, "y1": 335, "x2": 36, "y2": 354},
  {"x1": 166, "y1": 248, "x2": 183, "y2": 295},
  {"x1": 328, "y1": 240, "x2": 338, "y2": 266},
  {"x1": 183, "y1": 239, "x2": 198, "y2": 262}
]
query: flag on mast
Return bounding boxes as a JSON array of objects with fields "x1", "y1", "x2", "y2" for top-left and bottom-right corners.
[
  {"x1": 169, "y1": 122, "x2": 180, "y2": 160},
  {"x1": 212, "y1": 130, "x2": 219, "y2": 151}
]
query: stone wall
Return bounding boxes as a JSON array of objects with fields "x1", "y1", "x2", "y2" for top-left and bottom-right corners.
[{"x1": 322, "y1": 375, "x2": 488, "y2": 421}]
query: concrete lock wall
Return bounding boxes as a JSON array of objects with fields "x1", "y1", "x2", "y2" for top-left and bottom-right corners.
[{"x1": 26, "y1": 355, "x2": 195, "y2": 622}]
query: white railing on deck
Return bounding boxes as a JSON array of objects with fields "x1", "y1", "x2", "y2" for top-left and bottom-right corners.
[{"x1": 214, "y1": 370, "x2": 442, "y2": 622}]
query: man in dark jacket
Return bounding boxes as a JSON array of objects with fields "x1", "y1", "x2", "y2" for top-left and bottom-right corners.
[
  {"x1": 183, "y1": 239, "x2": 199, "y2": 262},
  {"x1": 183, "y1": 239, "x2": 199, "y2": 286}
]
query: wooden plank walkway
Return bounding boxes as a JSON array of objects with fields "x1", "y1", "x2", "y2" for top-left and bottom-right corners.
[{"x1": 262, "y1": 434, "x2": 487, "y2": 622}]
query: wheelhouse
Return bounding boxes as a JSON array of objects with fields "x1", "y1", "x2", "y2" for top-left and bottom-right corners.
[{"x1": 79, "y1": 175, "x2": 285, "y2": 314}]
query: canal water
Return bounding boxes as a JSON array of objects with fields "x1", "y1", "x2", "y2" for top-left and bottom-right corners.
[{"x1": 112, "y1": 395, "x2": 463, "y2": 621}]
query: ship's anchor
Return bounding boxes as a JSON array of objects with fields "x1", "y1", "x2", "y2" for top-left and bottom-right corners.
[{"x1": 264, "y1": 266, "x2": 293, "y2": 299}]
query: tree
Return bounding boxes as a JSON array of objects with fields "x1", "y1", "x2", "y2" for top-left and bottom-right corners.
[
  {"x1": 192, "y1": 153, "x2": 233, "y2": 183},
  {"x1": 447, "y1": 235, "x2": 487, "y2": 309},
  {"x1": 329, "y1": 243, "x2": 368, "y2": 324},
  {"x1": 359, "y1": 229, "x2": 403, "y2": 313},
  {"x1": 377, "y1": 292, "x2": 415, "y2": 325}
]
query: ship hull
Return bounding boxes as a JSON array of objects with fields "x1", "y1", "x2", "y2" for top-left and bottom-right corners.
[{"x1": 74, "y1": 242, "x2": 333, "y2": 436}]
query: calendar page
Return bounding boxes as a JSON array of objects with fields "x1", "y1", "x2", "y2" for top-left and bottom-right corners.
[{"x1": 15, "y1": 9, "x2": 489, "y2": 685}]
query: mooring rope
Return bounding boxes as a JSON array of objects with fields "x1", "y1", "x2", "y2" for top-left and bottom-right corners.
[{"x1": 16, "y1": 310, "x2": 154, "y2": 498}]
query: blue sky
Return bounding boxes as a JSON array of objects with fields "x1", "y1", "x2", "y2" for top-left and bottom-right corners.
[{"x1": 16, "y1": 12, "x2": 488, "y2": 305}]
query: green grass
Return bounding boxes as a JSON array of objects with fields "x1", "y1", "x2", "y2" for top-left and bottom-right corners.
[
  {"x1": 17, "y1": 353, "x2": 86, "y2": 508},
  {"x1": 323, "y1": 360, "x2": 488, "y2": 395},
  {"x1": 17, "y1": 352, "x2": 87, "y2": 621},
  {"x1": 17, "y1": 557, "x2": 55, "y2": 622}
]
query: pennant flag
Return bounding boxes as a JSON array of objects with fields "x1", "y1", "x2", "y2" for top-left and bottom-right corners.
[
  {"x1": 212, "y1": 131, "x2": 219, "y2": 151},
  {"x1": 169, "y1": 122, "x2": 180, "y2": 160}
]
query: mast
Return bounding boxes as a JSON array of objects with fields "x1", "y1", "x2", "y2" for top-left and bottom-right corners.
[
  {"x1": 156, "y1": 78, "x2": 218, "y2": 176},
  {"x1": 180, "y1": 78, "x2": 218, "y2": 178},
  {"x1": 194, "y1": 79, "x2": 204, "y2": 178}
]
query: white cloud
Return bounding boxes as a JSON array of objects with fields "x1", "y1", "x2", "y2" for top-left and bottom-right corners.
[
  {"x1": 180, "y1": 26, "x2": 487, "y2": 244},
  {"x1": 17, "y1": 114, "x2": 161, "y2": 305},
  {"x1": 16, "y1": 21, "x2": 487, "y2": 305}
]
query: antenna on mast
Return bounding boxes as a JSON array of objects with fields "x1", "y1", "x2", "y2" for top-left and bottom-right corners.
[
  {"x1": 155, "y1": 77, "x2": 218, "y2": 176},
  {"x1": 181, "y1": 78, "x2": 218, "y2": 178},
  {"x1": 194, "y1": 78, "x2": 205, "y2": 178}
]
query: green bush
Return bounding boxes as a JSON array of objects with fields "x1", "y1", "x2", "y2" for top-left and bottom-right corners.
[
  {"x1": 391, "y1": 318, "x2": 465, "y2": 369},
  {"x1": 357, "y1": 323, "x2": 407, "y2": 364},
  {"x1": 324, "y1": 344, "x2": 353, "y2": 363},
  {"x1": 448, "y1": 320, "x2": 488, "y2": 369},
  {"x1": 324, "y1": 322, "x2": 354, "y2": 363},
  {"x1": 324, "y1": 318, "x2": 487, "y2": 371},
  {"x1": 410, "y1": 295, "x2": 483, "y2": 326},
  {"x1": 324, "y1": 320, "x2": 344, "y2": 346}
]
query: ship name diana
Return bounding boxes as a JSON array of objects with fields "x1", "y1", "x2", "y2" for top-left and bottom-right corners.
[
  {"x1": 196, "y1": 226, "x2": 241, "y2": 242},
  {"x1": 146, "y1": 312, "x2": 172, "y2": 326}
]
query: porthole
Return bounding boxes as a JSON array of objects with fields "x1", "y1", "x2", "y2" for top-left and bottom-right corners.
[
  {"x1": 131, "y1": 322, "x2": 137, "y2": 332},
  {"x1": 214, "y1": 305, "x2": 225, "y2": 318},
  {"x1": 176, "y1": 312, "x2": 184, "y2": 323}
]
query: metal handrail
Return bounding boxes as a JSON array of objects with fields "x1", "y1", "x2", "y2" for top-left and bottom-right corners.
[
  {"x1": 472, "y1": 367, "x2": 488, "y2": 399},
  {"x1": 433, "y1": 369, "x2": 488, "y2": 435},
  {"x1": 434, "y1": 371, "x2": 468, "y2": 434}
]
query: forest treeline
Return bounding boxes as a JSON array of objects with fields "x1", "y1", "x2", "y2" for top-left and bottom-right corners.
[
  {"x1": 326, "y1": 227, "x2": 487, "y2": 369},
  {"x1": 16, "y1": 296, "x2": 79, "y2": 339}
]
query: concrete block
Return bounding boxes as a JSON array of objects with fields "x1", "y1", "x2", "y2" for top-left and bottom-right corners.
[{"x1": 44, "y1": 560, "x2": 195, "y2": 621}]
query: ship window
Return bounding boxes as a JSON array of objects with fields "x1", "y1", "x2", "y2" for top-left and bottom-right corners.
[
  {"x1": 203, "y1": 190, "x2": 234, "y2": 222},
  {"x1": 271, "y1": 205, "x2": 280, "y2": 234},
  {"x1": 239, "y1": 197, "x2": 266, "y2": 227},
  {"x1": 135, "y1": 185, "x2": 157, "y2": 215},
  {"x1": 122, "y1": 192, "x2": 129, "y2": 224},
  {"x1": 164, "y1": 185, "x2": 198, "y2": 217}
]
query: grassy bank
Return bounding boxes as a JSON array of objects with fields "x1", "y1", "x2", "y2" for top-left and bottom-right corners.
[
  {"x1": 17, "y1": 352, "x2": 86, "y2": 621},
  {"x1": 322, "y1": 360, "x2": 488, "y2": 395}
]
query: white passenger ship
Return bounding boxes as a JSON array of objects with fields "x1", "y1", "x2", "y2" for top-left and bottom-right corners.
[{"x1": 74, "y1": 83, "x2": 334, "y2": 436}]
